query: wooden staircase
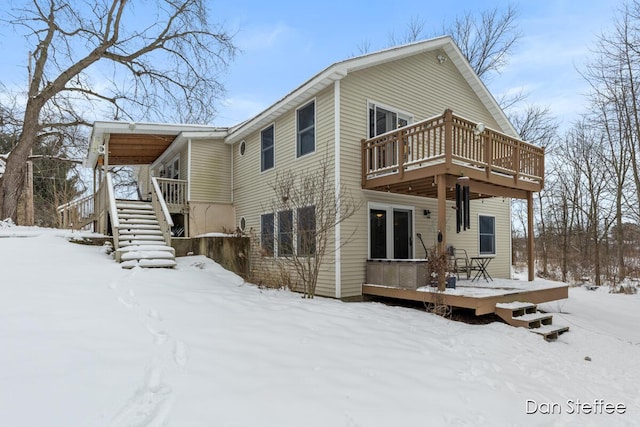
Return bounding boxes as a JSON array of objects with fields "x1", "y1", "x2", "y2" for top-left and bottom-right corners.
[
  {"x1": 495, "y1": 302, "x2": 569, "y2": 341},
  {"x1": 113, "y1": 200, "x2": 176, "y2": 269}
]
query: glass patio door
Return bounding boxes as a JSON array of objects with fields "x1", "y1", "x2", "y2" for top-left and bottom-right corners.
[{"x1": 369, "y1": 207, "x2": 413, "y2": 259}]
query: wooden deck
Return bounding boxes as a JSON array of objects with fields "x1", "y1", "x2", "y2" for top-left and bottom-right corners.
[
  {"x1": 362, "y1": 279, "x2": 568, "y2": 316},
  {"x1": 361, "y1": 109, "x2": 544, "y2": 200}
]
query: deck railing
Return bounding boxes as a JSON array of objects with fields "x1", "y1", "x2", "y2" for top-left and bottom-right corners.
[
  {"x1": 57, "y1": 194, "x2": 95, "y2": 230},
  {"x1": 155, "y1": 178, "x2": 188, "y2": 208},
  {"x1": 151, "y1": 177, "x2": 174, "y2": 246},
  {"x1": 361, "y1": 109, "x2": 544, "y2": 187}
]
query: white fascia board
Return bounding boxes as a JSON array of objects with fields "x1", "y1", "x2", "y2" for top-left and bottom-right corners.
[{"x1": 225, "y1": 69, "x2": 347, "y2": 144}]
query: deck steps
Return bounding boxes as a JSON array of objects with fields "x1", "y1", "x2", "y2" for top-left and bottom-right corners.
[
  {"x1": 114, "y1": 200, "x2": 176, "y2": 269},
  {"x1": 495, "y1": 302, "x2": 569, "y2": 341}
]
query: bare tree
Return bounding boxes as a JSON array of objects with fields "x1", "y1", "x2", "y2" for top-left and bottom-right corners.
[
  {"x1": 442, "y1": 4, "x2": 521, "y2": 80},
  {"x1": 509, "y1": 104, "x2": 558, "y2": 276},
  {"x1": 265, "y1": 156, "x2": 359, "y2": 298},
  {"x1": 388, "y1": 15, "x2": 427, "y2": 46},
  {"x1": 0, "y1": 0, "x2": 235, "y2": 222}
]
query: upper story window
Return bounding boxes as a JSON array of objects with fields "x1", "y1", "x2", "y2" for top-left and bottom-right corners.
[
  {"x1": 261, "y1": 125, "x2": 275, "y2": 172},
  {"x1": 479, "y1": 215, "x2": 496, "y2": 255},
  {"x1": 368, "y1": 102, "x2": 413, "y2": 138},
  {"x1": 297, "y1": 100, "x2": 315, "y2": 157}
]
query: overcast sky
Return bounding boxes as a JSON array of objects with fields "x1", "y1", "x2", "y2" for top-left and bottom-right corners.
[{"x1": 0, "y1": 0, "x2": 620, "y2": 129}]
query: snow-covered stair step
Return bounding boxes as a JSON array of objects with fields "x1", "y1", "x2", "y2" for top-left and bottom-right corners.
[
  {"x1": 495, "y1": 302, "x2": 537, "y2": 318},
  {"x1": 508, "y1": 312, "x2": 554, "y2": 329},
  {"x1": 118, "y1": 210, "x2": 155, "y2": 216},
  {"x1": 121, "y1": 259, "x2": 177, "y2": 269},
  {"x1": 120, "y1": 250, "x2": 176, "y2": 262},
  {"x1": 116, "y1": 203, "x2": 153, "y2": 210},
  {"x1": 530, "y1": 324, "x2": 570, "y2": 341},
  {"x1": 119, "y1": 229, "x2": 164, "y2": 237},
  {"x1": 119, "y1": 213, "x2": 158, "y2": 220},
  {"x1": 119, "y1": 239, "x2": 168, "y2": 247},
  {"x1": 119, "y1": 218, "x2": 160, "y2": 226},
  {"x1": 119, "y1": 224, "x2": 161, "y2": 231},
  {"x1": 115, "y1": 244, "x2": 175, "y2": 262}
]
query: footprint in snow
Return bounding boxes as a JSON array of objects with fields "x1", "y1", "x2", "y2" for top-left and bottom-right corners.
[
  {"x1": 174, "y1": 340, "x2": 189, "y2": 367},
  {"x1": 109, "y1": 365, "x2": 173, "y2": 427},
  {"x1": 147, "y1": 308, "x2": 163, "y2": 321},
  {"x1": 146, "y1": 324, "x2": 170, "y2": 345},
  {"x1": 117, "y1": 295, "x2": 136, "y2": 309}
]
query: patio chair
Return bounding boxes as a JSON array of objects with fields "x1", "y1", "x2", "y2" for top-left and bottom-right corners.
[{"x1": 449, "y1": 247, "x2": 471, "y2": 280}]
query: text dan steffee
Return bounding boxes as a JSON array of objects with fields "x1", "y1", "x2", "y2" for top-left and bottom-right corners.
[{"x1": 526, "y1": 399, "x2": 627, "y2": 415}]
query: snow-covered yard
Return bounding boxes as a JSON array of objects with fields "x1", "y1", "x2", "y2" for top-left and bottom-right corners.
[{"x1": 1, "y1": 224, "x2": 638, "y2": 426}]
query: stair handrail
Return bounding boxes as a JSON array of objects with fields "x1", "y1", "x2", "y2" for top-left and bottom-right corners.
[
  {"x1": 151, "y1": 176, "x2": 174, "y2": 245},
  {"x1": 57, "y1": 193, "x2": 95, "y2": 229},
  {"x1": 105, "y1": 173, "x2": 120, "y2": 229}
]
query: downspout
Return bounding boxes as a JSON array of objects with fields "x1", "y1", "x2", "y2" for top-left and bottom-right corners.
[
  {"x1": 334, "y1": 79, "x2": 342, "y2": 299},
  {"x1": 508, "y1": 197, "x2": 513, "y2": 279},
  {"x1": 187, "y1": 138, "x2": 192, "y2": 237},
  {"x1": 187, "y1": 138, "x2": 192, "y2": 202},
  {"x1": 230, "y1": 139, "x2": 234, "y2": 204}
]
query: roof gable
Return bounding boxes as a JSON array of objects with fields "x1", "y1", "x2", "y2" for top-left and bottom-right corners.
[{"x1": 224, "y1": 35, "x2": 516, "y2": 144}]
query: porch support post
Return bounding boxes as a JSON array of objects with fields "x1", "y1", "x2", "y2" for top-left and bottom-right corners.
[
  {"x1": 437, "y1": 174, "x2": 447, "y2": 290},
  {"x1": 527, "y1": 191, "x2": 535, "y2": 281}
]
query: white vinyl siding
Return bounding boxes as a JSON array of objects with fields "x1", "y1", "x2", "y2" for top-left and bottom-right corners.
[
  {"x1": 189, "y1": 139, "x2": 231, "y2": 203},
  {"x1": 232, "y1": 89, "x2": 336, "y2": 297},
  {"x1": 337, "y1": 51, "x2": 509, "y2": 297}
]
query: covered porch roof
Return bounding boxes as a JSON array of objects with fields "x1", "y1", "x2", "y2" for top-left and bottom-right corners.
[{"x1": 84, "y1": 121, "x2": 226, "y2": 168}]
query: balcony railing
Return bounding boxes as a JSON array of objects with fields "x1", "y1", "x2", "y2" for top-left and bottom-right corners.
[
  {"x1": 155, "y1": 178, "x2": 188, "y2": 209},
  {"x1": 361, "y1": 109, "x2": 544, "y2": 190}
]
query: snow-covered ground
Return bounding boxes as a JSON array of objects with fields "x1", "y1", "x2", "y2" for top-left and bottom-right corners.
[{"x1": 1, "y1": 224, "x2": 638, "y2": 426}]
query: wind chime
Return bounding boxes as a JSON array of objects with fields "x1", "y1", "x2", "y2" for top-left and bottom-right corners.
[{"x1": 456, "y1": 176, "x2": 470, "y2": 233}]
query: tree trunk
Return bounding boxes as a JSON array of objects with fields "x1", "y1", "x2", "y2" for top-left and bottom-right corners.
[{"x1": 0, "y1": 102, "x2": 42, "y2": 221}]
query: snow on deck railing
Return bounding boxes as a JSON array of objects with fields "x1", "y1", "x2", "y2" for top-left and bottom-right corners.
[
  {"x1": 106, "y1": 173, "x2": 120, "y2": 229},
  {"x1": 57, "y1": 194, "x2": 95, "y2": 229},
  {"x1": 151, "y1": 176, "x2": 174, "y2": 245},
  {"x1": 361, "y1": 109, "x2": 545, "y2": 187}
]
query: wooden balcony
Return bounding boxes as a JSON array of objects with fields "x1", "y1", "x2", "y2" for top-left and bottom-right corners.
[{"x1": 361, "y1": 109, "x2": 544, "y2": 200}]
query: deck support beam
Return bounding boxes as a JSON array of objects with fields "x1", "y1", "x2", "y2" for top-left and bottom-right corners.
[
  {"x1": 527, "y1": 191, "x2": 535, "y2": 281},
  {"x1": 437, "y1": 174, "x2": 447, "y2": 290}
]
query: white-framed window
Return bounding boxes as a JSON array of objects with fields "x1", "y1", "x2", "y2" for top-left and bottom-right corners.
[
  {"x1": 261, "y1": 213, "x2": 274, "y2": 257},
  {"x1": 297, "y1": 205, "x2": 316, "y2": 256},
  {"x1": 479, "y1": 215, "x2": 496, "y2": 255},
  {"x1": 261, "y1": 207, "x2": 316, "y2": 258},
  {"x1": 261, "y1": 124, "x2": 275, "y2": 172},
  {"x1": 368, "y1": 202, "x2": 414, "y2": 259},
  {"x1": 368, "y1": 101, "x2": 413, "y2": 138},
  {"x1": 167, "y1": 155, "x2": 180, "y2": 179},
  {"x1": 296, "y1": 100, "x2": 315, "y2": 157},
  {"x1": 278, "y1": 210, "x2": 293, "y2": 257}
]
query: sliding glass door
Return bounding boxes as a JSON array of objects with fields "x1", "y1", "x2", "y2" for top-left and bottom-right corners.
[{"x1": 369, "y1": 205, "x2": 413, "y2": 259}]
